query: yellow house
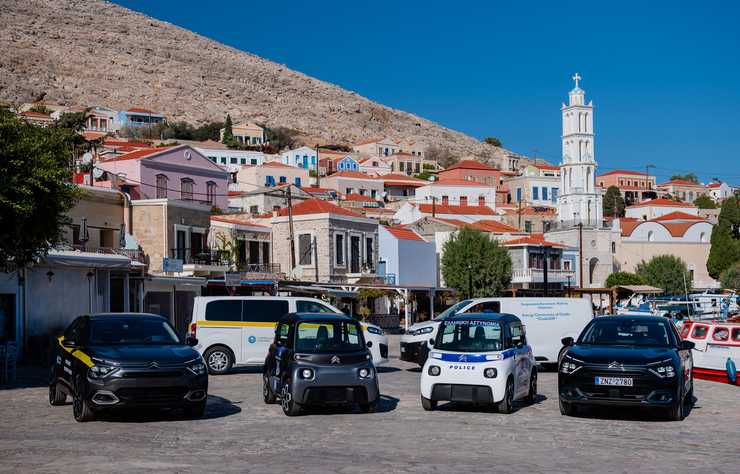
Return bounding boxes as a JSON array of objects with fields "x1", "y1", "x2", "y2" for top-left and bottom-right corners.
[{"x1": 220, "y1": 121, "x2": 266, "y2": 146}]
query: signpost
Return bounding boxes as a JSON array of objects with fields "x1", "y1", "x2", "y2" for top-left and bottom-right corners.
[{"x1": 162, "y1": 257, "x2": 183, "y2": 273}]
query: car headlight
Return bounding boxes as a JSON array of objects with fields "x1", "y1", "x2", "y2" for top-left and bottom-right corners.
[
  {"x1": 366, "y1": 326, "x2": 384, "y2": 336},
  {"x1": 648, "y1": 360, "x2": 676, "y2": 378},
  {"x1": 411, "y1": 326, "x2": 434, "y2": 336},
  {"x1": 358, "y1": 367, "x2": 373, "y2": 379},
  {"x1": 428, "y1": 365, "x2": 441, "y2": 376},
  {"x1": 88, "y1": 363, "x2": 118, "y2": 379},
  {"x1": 300, "y1": 368, "x2": 315, "y2": 380},
  {"x1": 187, "y1": 360, "x2": 207, "y2": 376},
  {"x1": 484, "y1": 367, "x2": 497, "y2": 378},
  {"x1": 560, "y1": 356, "x2": 582, "y2": 375}
]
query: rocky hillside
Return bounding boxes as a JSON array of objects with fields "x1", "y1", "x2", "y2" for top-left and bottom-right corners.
[{"x1": 0, "y1": 0, "x2": 518, "y2": 164}]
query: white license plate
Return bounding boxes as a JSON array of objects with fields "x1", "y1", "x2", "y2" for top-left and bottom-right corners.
[{"x1": 595, "y1": 376, "x2": 633, "y2": 386}]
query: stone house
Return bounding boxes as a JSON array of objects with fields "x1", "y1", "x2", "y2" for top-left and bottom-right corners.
[
  {"x1": 271, "y1": 199, "x2": 379, "y2": 283},
  {"x1": 322, "y1": 171, "x2": 384, "y2": 199}
]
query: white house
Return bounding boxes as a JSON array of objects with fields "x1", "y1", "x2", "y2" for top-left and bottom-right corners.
[
  {"x1": 415, "y1": 179, "x2": 497, "y2": 210},
  {"x1": 394, "y1": 201, "x2": 498, "y2": 225},
  {"x1": 379, "y1": 226, "x2": 437, "y2": 287},
  {"x1": 625, "y1": 198, "x2": 698, "y2": 221},
  {"x1": 282, "y1": 146, "x2": 318, "y2": 170},
  {"x1": 353, "y1": 137, "x2": 401, "y2": 157},
  {"x1": 194, "y1": 140, "x2": 265, "y2": 171},
  {"x1": 707, "y1": 182, "x2": 733, "y2": 203}
]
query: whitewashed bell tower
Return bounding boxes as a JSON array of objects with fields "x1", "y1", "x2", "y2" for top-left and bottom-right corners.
[{"x1": 557, "y1": 73, "x2": 603, "y2": 226}]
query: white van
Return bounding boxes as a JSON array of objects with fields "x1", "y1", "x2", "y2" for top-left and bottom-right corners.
[
  {"x1": 189, "y1": 296, "x2": 389, "y2": 374},
  {"x1": 401, "y1": 297, "x2": 593, "y2": 366}
]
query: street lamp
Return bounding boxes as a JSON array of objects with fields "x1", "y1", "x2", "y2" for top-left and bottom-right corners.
[{"x1": 466, "y1": 262, "x2": 474, "y2": 299}]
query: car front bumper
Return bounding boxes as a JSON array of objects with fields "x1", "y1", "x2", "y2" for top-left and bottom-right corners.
[
  {"x1": 291, "y1": 365, "x2": 380, "y2": 406},
  {"x1": 559, "y1": 370, "x2": 679, "y2": 407},
  {"x1": 86, "y1": 369, "x2": 208, "y2": 409}
]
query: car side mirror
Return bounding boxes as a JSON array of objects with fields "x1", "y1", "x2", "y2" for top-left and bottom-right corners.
[
  {"x1": 185, "y1": 336, "x2": 198, "y2": 347},
  {"x1": 680, "y1": 340, "x2": 695, "y2": 350},
  {"x1": 428, "y1": 338, "x2": 435, "y2": 348},
  {"x1": 61, "y1": 339, "x2": 78, "y2": 349},
  {"x1": 366, "y1": 341, "x2": 373, "y2": 348},
  {"x1": 561, "y1": 337, "x2": 574, "y2": 347}
]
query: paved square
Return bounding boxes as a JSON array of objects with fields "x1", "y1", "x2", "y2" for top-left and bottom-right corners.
[{"x1": 0, "y1": 336, "x2": 737, "y2": 473}]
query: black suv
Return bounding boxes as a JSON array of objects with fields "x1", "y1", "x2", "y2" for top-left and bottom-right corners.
[
  {"x1": 558, "y1": 315, "x2": 694, "y2": 420},
  {"x1": 49, "y1": 313, "x2": 208, "y2": 422},
  {"x1": 263, "y1": 313, "x2": 380, "y2": 416}
]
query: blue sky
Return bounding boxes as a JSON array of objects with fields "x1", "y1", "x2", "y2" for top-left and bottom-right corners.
[{"x1": 115, "y1": 0, "x2": 740, "y2": 184}]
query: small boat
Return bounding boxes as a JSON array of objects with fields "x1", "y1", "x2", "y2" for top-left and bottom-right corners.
[{"x1": 680, "y1": 320, "x2": 739, "y2": 385}]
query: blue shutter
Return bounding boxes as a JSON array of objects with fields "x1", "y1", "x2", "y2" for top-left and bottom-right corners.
[
  {"x1": 533, "y1": 186, "x2": 539, "y2": 200},
  {"x1": 295, "y1": 177, "x2": 302, "y2": 187}
]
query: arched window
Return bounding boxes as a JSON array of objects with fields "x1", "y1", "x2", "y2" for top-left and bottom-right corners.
[
  {"x1": 181, "y1": 178, "x2": 194, "y2": 201},
  {"x1": 206, "y1": 181, "x2": 217, "y2": 205},
  {"x1": 156, "y1": 174, "x2": 168, "y2": 199}
]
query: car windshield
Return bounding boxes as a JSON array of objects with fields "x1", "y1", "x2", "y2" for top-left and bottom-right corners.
[
  {"x1": 295, "y1": 321, "x2": 365, "y2": 353},
  {"x1": 433, "y1": 300, "x2": 473, "y2": 320},
  {"x1": 579, "y1": 319, "x2": 673, "y2": 347},
  {"x1": 435, "y1": 320, "x2": 503, "y2": 352},
  {"x1": 88, "y1": 318, "x2": 181, "y2": 346}
]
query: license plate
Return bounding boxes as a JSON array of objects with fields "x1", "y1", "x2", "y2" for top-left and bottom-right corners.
[{"x1": 595, "y1": 376, "x2": 633, "y2": 386}]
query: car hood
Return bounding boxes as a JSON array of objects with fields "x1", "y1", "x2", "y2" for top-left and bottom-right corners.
[
  {"x1": 88, "y1": 345, "x2": 199, "y2": 365},
  {"x1": 567, "y1": 345, "x2": 676, "y2": 365},
  {"x1": 406, "y1": 321, "x2": 440, "y2": 332}
]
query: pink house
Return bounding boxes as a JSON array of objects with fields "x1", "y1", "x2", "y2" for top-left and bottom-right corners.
[{"x1": 98, "y1": 145, "x2": 230, "y2": 209}]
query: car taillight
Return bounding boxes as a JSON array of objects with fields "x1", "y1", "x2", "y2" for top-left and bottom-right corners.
[{"x1": 189, "y1": 322, "x2": 197, "y2": 339}]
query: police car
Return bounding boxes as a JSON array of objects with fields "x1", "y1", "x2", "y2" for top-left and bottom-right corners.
[{"x1": 420, "y1": 313, "x2": 537, "y2": 413}]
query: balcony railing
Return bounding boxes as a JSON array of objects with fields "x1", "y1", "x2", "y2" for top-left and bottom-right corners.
[
  {"x1": 53, "y1": 244, "x2": 146, "y2": 264},
  {"x1": 170, "y1": 249, "x2": 231, "y2": 266},
  {"x1": 511, "y1": 268, "x2": 576, "y2": 283}
]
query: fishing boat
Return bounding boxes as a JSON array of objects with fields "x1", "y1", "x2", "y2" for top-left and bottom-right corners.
[{"x1": 680, "y1": 320, "x2": 739, "y2": 385}]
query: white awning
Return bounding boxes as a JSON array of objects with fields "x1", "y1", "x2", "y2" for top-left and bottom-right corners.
[{"x1": 43, "y1": 250, "x2": 132, "y2": 269}]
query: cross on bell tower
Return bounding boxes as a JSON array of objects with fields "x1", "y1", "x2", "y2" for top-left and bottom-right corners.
[{"x1": 572, "y1": 73, "x2": 582, "y2": 89}]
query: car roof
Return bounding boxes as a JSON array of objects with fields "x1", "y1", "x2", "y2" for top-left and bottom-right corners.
[
  {"x1": 87, "y1": 312, "x2": 166, "y2": 320},
  {"x1": 591, "y1": 315, "x2": 670, "y2": 323},
  {"x1": 280, "y1": 312, "x2": 358, "y2": 323},
  {"x1": 444, "y1": 312, "x2": 521, "y2": 323}
]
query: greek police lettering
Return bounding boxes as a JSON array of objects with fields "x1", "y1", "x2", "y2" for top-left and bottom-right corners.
[
  {"x1": 448, "y1": 364, "x2": 475, "y2": 370},
  {"x1": 448, "y1": 320, "x2": 500, "y2": 327}
]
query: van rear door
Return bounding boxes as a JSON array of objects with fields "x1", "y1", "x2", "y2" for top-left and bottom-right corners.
[
  {"x1": 242, "y1": 299, "x2": 290, "y2": 364},
  {"x1": 202, "y1": 299, "x2": 244, "y2": 365}
]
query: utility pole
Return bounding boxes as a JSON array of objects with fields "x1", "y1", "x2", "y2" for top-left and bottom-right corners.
[
  {"x1": 286, "y1": 186, "x2": 296, "y2": 272},
  {"x1": 431, "y1": 196, "x2": 436, "y2": 217},
  {"x1": 315, "y1": 143, "x2": 321, "y2": 188},
  {"x1": 543, "y1": 245, "x2": 549, "y2": 297},
  {"x1": 578, "y1": 222, "x2": 584, "y2": 288}
]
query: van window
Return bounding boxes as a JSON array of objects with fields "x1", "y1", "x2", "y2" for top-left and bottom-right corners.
[
  {"x1": 296, "y1": 300, "x2": 337, "y2": 313},
  {"x1": 732, "y1": 328, "x2": 740, "y2": 342},
  {"x1": 205, "y1": 300, "x2": 242, "y2": 322},
  {"x1": 712, "y1": 327, "x2": 729, "y2": 342},
  {"x1": 243, "y1": 300, "x2": 289, "y2": 323},
  {"x1": 467, "y1": 301, "x2": 501, "y2": 314},
  {"x1": 509, "y1": 323, "x2": 526, "y2": 347}
]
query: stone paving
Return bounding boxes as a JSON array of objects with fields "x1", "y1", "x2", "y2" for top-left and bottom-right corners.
[{"x1": 0, "y1": 336, "x2": 738, "y2": 473}]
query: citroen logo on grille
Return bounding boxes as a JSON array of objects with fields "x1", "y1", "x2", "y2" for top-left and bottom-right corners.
[
  {"x1": 608, "y1": 361, "x2": 623, "y2": 370},
  {"x1": 149, "y1": 361, "x2": 159, "y2": 369},
  {"x1": 331, "y1": 356, "x2": 341, "y2": 364}
]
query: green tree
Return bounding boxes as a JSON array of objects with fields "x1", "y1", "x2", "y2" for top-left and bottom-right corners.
[
  {"x1": 693, "y1": 194, "x2": 717, "y2": 209},
  {"x1": 603, "y1": 186, "x2": 626, "y2": 217},
  {"x1": 264, "y1": 126, "x2": 299, "y2": 151},
  {"x1": 28, "y1": 104, "x2": 53, "y2": 115},
  {"x1": 0, "y1": 109, "x2": 81, "y2": 271},
  {"x1": 636, "y1": 255, "x2": 692, "y2": 295},
  {"x1": 441, "y1": 227, "x2": 512, "y2": 298},
  {"x1": 221, "y1": 114, "x2": 238, "y2": 148},
  {"x1": 605, "y1": 272, "x2": 645, "y2": 288},
  {"x1": 483, "y1": 137, "x2": 502, "y2": 147},
  {"x1": 670, "y1": 173, "x2": 699, "y2": 184},
  {"x1": 707, "y1": 196, "x2": 740, "y2": 279},
  {"x1": 720, "y1": 262, "x2": 740, "y2": 290}
]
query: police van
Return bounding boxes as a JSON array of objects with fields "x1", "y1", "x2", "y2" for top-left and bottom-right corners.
[
  {"x1": 402, "y1": 297, "x2": 593, "y2": 366},
  {"x1": 189, "y1": 296, "x2": 388, "y2": 374},
  {"x1": 420, "y1": 313, "x2": 537, "y2": 413}
]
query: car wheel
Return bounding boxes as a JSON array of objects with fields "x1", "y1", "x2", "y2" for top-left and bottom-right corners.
[
  {"x1": 184, "y1": 400, "x2": 207, "y2": 419},
  {"x1": 498, "y1": 377, "x2": 515, "y2": 414},
  {"x1": 421, "y1": 395, "x2": 437, "y2": 411},
  {"x1": 204, "y1": 346, "x2": 233, "y2": 375},
  {"x1": 49, "y1": 382, "x2": 66, "y2": 406},
  {"x1": 559, "y1": 398, "x2": 576, "y2": 416},
  {"x1": 557, "y1": 346, "x2": 569, "y2": 364},
  {"x1": 72, "y1": 377, "x2": 95, "y2": 422},
  {"x1": 280, "y1": 382, "x2": 301, "y2": 416},
  {"x1": 263, "y1": 374, "x2": 277, "y2": 404},
  {"x1": 526, "y1": 369, "x2": 538, "y2": 405},
  {"x1": 667, "y1": 388, "x2": 685, "y2": 421},
  {"x1": 360, "y1": 401, "x2": 378, "y2": 413}
]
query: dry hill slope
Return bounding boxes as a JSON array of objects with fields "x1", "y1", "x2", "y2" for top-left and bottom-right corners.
[{"x1": 0, "y1": 0, "x2": 517, "y2": 162}]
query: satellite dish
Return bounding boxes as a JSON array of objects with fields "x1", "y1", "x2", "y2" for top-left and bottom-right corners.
[
  {"x1": 93, "y1": 167, "x2": 104, "y2": 179},
  {"x1": 82, "y1": 152, "x2": 93, "y2": 165}
]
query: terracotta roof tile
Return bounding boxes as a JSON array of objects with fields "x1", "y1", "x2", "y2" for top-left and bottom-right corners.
[
  {"x1": 597, "y1": 169, "x2": 651, "y2": 177},
  {"x1": 532, "y1": 162, "x2": 560, "y2": 171},
  {"x1": 102, "y1": 147, "x2": 170, "y2": 162},
  {"x1": 384, "y1": 225, "x2": 425, "y2": 242},
  {"x1": 276, "y1": 198, "x2": 365, "y2": 218},
  {"x1": 381, "y1": 174, "x2": 427, "y2": 186},
  {"x1": 210, "y1": 214, "x2": 269, "y2": 228},
  {"x1": 261, "y1": 161, "x2": 298, "y2": 169},
  {"x1": 658, "y1": 179, "x2": 704, "y2": 187},
  {"x1": 418, "y1": 203, "x2": 496, "y2": 216},
  {"x1": 432, "y1": 178, "x2": 495, "y2": 187},
  {"x1": 652, "y1": 211, "x2": 703, "y2": 221},
  {"x1": 442, "y1": 160, "x2": 498, "y2": 172},
  {"x1": 469, "y1": 220, "x2": 520, "y2": 233},
  {"x1": 504, "y1": 234, "x2": 566, "y2": 248},
  {"x1": 327, "y1": 171, "x2": 374, "y2": 179}
]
